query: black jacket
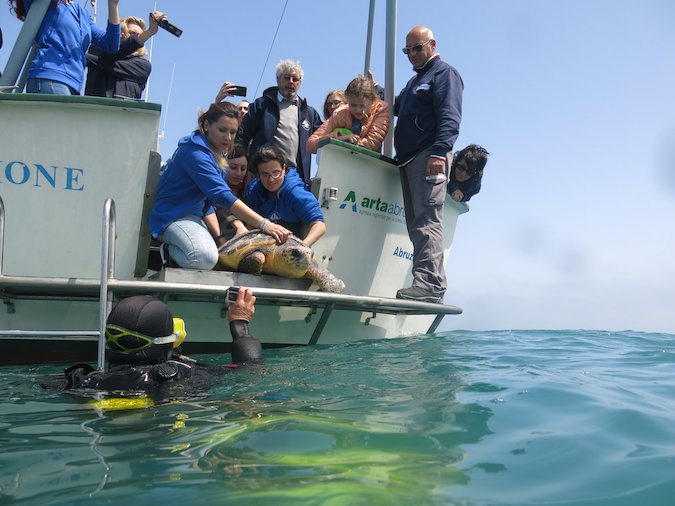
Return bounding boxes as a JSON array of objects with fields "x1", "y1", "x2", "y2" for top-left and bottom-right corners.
[
  {"x1": 84, "y1": 35, "x2": 152, "y2": 100},
  {"x1": 238, "y1": 86, "x2": 323, "y2": 182}
]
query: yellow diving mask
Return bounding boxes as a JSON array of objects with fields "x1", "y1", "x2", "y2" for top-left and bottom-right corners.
[{"x1": 172, "y1": 317, "x2": 187, "y2": 348}]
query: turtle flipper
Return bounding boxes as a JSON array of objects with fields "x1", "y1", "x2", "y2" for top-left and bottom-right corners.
[
  {"x1": 238, "y1": 251, "x2": 266, "y2": 275},
  {"x1": 306, "y1": 260, "x2": 346, "y2": 293}
]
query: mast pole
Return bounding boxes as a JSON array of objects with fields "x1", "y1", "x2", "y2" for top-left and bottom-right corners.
[
  {"x1": 363, "y1": 0, "x2": 376, "y2": 76},
  {"x1": 383, "y1": 0, "x2": 397, "y2": 158}
]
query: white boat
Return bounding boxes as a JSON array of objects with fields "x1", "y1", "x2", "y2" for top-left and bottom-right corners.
[{"x1": 0, "y1": 2, "x2": 468, "y2": 366}]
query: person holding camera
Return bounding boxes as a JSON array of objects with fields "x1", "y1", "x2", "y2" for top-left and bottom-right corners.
[
  {"x1": 8, "y1": 0, "x2": 121, "y2": 95},
  {"x1": 84, "y1": 11, "x2": 166, "y2": 99}
]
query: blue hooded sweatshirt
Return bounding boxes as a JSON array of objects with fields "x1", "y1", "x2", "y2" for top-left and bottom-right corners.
[
  {"x1": 148, "y1": 131, "x2": 238, "y2": 238},
  {"x1": 24, "y1": 0, "x2": 120, "y2": 92},
  {"x1": 245, "y1": 167, "x2": 324, "y2": 237}
]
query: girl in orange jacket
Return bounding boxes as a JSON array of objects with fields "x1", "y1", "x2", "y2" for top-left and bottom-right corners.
[{"x1": 307, "y1": 75, "x2": 390, "y2": 154}]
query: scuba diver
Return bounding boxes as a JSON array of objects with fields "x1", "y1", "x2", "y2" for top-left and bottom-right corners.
[{"x1": 63, "y1": 287, "x2": 262, "y2": 391}]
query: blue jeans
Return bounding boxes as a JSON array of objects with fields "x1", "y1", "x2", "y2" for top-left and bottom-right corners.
[
  {"x1": 159, "y1": 216, "x2": 219, "y2": 270},
  {"x1": 26, "y1": 78, "x2": 77, "y2": 95}
]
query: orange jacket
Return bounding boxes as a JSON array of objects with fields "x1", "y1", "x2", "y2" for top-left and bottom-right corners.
[{"x1": 306, "y1": 100, "x2": 390, "y2": 154}]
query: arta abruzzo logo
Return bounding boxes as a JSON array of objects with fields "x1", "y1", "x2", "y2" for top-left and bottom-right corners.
[{"x1": 338, "y1": 190, "x2": 406, "y2": 224}]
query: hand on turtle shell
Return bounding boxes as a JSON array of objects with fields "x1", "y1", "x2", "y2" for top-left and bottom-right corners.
[{"x1": 264, "y1": 222, "x2": 291, "y2": 244}]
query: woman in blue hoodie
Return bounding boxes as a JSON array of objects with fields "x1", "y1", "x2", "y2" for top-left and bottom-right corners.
[
  {"x1": 9, "y1": 0, "x2": 121, "y2": 94},
  {"x1": 246, "y1": 146, "x2": 326, "y2": 246},
  {"x1": 148, "y1": 102, "x2": 291, "y2": 270}
]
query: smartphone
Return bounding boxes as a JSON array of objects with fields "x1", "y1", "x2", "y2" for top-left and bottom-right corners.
[{"x1": 231, "y1": 85, "x2": 247, "y2": 97}]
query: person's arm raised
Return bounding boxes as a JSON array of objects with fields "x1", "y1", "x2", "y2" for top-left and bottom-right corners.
[
  {"x1": 107, "y1": 0, "x2": 120, "y2": 25},
  {"x1": 136, "y1": 11, "x2": 162, "y2": 46}
]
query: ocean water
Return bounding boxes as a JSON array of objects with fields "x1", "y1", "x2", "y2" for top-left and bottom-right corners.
[{"x1": 1, "y1": 329, "x2": 675, "y2": 505}]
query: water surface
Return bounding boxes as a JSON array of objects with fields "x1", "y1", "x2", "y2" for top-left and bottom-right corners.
[{"x1": 1, "y1": 329, "x2": 674, "y2": 505}]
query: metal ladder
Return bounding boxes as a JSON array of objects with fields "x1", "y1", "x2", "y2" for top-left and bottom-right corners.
[{"x1": 0, "y1": 195, "x2": 117, "y2": 371}]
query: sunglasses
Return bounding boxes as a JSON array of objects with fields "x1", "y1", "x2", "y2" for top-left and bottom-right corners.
[
  {"x1": 105, "y1": 324, "x2": 180, "y2": 352},
  {"x1": 456, "y1": 163, "x2": 477, "y2": 177},
  {"x1": 402, "y1": 39, "x2": 433, "y2": 55}
]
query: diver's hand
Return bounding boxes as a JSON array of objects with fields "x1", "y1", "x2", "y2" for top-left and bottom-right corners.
[{"x1": 228, "y1": 287, "x2": 256, "y2": 322}]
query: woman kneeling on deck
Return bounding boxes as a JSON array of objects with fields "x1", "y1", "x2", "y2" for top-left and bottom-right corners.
[
  {"x1": 148, "y1": 102, "x2": 291, "y2": 270},
  {"x1": 246, "y1": 145, "x2": 326, "y2": 246}
]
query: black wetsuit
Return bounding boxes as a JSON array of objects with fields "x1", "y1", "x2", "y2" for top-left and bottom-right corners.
[{"x1": 63, "y1": 320, "x2": 261, "y2": 392}]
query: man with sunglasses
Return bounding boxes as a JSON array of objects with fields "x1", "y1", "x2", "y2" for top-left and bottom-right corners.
[
  {"x1": 63, "y1": 287, "x2": 262, "y2": 392},
  {"x1": 234, "y1": 59, "x2": 322, "y2": 184},
  {"x1": 394, "y1": 25, "x2": 464, "y2": 304}
]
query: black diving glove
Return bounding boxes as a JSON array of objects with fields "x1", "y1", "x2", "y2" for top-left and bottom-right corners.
[{"x1": 229, "y1": 320, "x2": 263, "y2": 364}]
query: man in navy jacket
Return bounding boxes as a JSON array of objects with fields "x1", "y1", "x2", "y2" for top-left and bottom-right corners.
[
  {"x1": 394, "y1": 25, "x2": 464, "y2": 304},
  {"x1": 237, "y1": 59, "x2": 322, "y2": 184}
]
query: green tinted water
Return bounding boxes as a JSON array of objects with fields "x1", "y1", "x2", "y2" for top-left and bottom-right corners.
[{"x1": 1, "y1": 330, "x2": 674, "y2": 505}]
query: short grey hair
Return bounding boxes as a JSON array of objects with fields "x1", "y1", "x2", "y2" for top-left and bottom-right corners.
[{"x1": 275, "y1": 59, "x2": 304, "y2": 81}]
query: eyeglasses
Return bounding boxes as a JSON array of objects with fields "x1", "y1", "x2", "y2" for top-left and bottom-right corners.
[
  {"x1": 282, "y1": 75, "x2": 301, "y2": 83},
  {"x1": 259, "y1": 169, "x2": 284, "y2": 180},
  {"x1": 402, "y1": 40, "x2": 433, "y2": 55},
  {"x1": 105, "y1": 324, "x2": 178, "y2": 352}
]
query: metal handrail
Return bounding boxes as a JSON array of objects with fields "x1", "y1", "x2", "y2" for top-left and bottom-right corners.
[{"x1": 97, "y1": 198, "x2": 116, "y2": 370}]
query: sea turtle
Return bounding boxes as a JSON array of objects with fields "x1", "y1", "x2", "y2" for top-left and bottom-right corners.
[{"x1": 217, "y1": 231, "x2": 345, "y2": 293}]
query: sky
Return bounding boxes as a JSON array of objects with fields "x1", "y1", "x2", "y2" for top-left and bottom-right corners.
[{"x1": 2, "y1": 0, "x2": 675, "y2": 333}]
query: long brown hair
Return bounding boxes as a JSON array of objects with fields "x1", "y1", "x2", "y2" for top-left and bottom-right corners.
[{"x1": 197, "y1": 102, "x2": 240, "y2": 168}]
